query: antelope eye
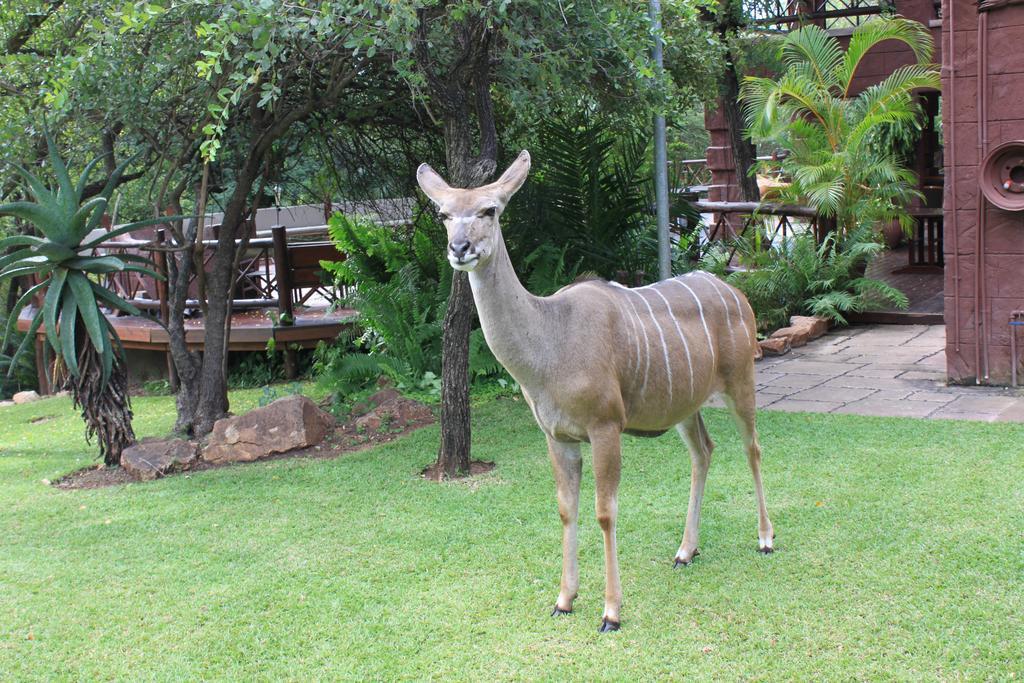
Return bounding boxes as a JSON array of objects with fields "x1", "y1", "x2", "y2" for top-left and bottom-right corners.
[
  {"x1": 438, "y1": 212, "x2": 450, "y2": 221},
  {"x1": 482, "y1": 207, "x2": 496, "y2": 218}
]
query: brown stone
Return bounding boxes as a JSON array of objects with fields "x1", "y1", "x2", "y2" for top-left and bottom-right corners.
[
  {"x1": 121, "y1": 438, "x2": 198, "y2": 481},
  {"x1": 354, "y1": 413, "x2": 382, "y2": 432},
  {"x1": 759, "y1": 337, "x2": 791, "y2": 356},
  {"x1": 202, "y1": 394, "x2": 335, "y2": 464},
  {"x1": 396, "y1": 401, "x2": 432, "y2": 424},
  {"x1": 367, "y1": 388, "x2": 401, "y2": 407},
  {"x1": 12, "y1": 390, "x2": 40, "y2": 404},
  {"x1": 770, "y1": 325, "x2": 810, "y2": 347},
  {"x1": 789, "y1": 315, "x2": 830, "y2": 340}
]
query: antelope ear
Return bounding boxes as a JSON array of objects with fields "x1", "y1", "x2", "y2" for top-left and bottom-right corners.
[
  {"x1": 491, "y1": 150, "x2": 531, "y2": 204},
  {"x1": 416, "y1": 163, "x2": 451, "y2": 207}
]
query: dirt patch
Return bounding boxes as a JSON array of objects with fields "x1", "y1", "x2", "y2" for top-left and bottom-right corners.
[
  {"x1": 52, "y1": 465, "x2": 134, "y2": 489},
  {"x1": 420, "y1": 459, "x2": 497, "y2": 481},
  {"x1": 52, "y1": 394, "x2": 437, "y2": 490}
]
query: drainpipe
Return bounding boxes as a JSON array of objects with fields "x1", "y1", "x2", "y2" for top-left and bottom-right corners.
[
  {"x1": 975, "y1": 10, "x2": 991, "y2": 382},
  {"x1": 1011, "y1": 311, "x2": 1024, "y2": 387},
  {"x1": 650, "y1": 0, "x2": 671, "y2": 280},
  {"x1": 946, "y1": 0, "x2": 961, "y2": 353}
]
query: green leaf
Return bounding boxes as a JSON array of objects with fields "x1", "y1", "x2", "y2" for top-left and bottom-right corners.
[
  {"x1": 0, "y1": 248, "x2": 36, "y2": 272},
  {"x1": 0, "y1": 234, "x2": 44, "y2": 251},
  {"x1": 64, "y1": 256, "x2": 126, "y2": 273},
  {"x1": 0, "y1": 280, "x2": 47, "y2": 353},
  {"x1": 81, "y1": 150, "x2": 146, "y2": 235},
  {"x1": 121, "y1": 264, "x2": 164, "y2": 280},
  {"x1": 45, "y1": 130, "x2": 76, "y2": 213},
  {"x1": 99, "y1": 319, "x2": 113, "y2": 389},
  {"x1": 43, "y1": 268, "x2": 68, "y2": 354},
  {"x1": 80, "y1": 215, "x2": 182, "y2": 249},
  {"x1": 105, "y1": 315, "x2": 128, "y2": 368},
  {"x1": 0, "y1": 202, "x2": 63, "y2": 236},
  {"x1": 0, "y1": 262, "x2": 54, "y2": 283},
  {"x1": 35, "y1": 242, "x2": 78, "y2": 262},
  {"x1": 74, "y1": 153, "x2": 110, "y2": 202},
  {"x1": 3, "y1": 161, "x2": 55, "y2": 204},
  {"x1": 60, "y1": 287, "x2": 80, "y2": 377},
  {"x1": 90, "y1": 280, "x2": 142, "y2": 316},
  {"x1": 6, "y1": 309, "x2": 42, "y2": 378},
  {"x1": 68, "y1": 271, "x2": 105, "y2": 351},
  {"x1": 68, "y1": 196, "x2": 109, "y2": 243}
]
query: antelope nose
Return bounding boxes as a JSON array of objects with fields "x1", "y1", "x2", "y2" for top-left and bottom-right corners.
[{"x1": 449, "y1": 239, "x2": 471, "y2": 258}]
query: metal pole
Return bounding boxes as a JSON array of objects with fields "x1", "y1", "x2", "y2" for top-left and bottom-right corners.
[{"x1": 650, "y1": 0, "x2": 671, "y2": 280}]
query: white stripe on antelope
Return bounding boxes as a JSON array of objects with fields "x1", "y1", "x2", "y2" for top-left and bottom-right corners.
[{"x1": 417, "y1": 150, "x2": 774, "y2": 634}]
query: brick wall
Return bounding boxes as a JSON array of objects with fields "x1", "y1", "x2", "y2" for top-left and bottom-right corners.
[{"x1": 942, "y1": 0, "x2": 1024, "y2": 384}]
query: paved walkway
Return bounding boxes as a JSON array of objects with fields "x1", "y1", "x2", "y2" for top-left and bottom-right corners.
[{"x1": 718, "y1": 324, "x2": 1024, "y2": 422}]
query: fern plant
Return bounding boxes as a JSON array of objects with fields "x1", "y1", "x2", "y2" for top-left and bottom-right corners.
[
  {"x1": 319, "y1": 212, "x2": 505, "y2": 396},
  {"x1": 703, "y1": 224, "x2": 908, "y2": 331},
  {"x1": 503, "y1": 114, "x2": 664, "y2": 283}
]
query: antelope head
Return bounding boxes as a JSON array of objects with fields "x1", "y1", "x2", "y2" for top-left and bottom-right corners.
[{"x1": 416, "y1": 150, "x2": 531, "y2": 271}]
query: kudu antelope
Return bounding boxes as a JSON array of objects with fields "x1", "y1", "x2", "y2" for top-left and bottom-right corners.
[{"x1": 417, "y1": 151, "x2": 773, "y2": 632}]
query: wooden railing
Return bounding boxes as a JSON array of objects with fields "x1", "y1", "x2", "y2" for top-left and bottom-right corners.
[
  {"x1": 693, "y1": 200, "x2": 829, "y2": 262},
  {"x1": 746, "y1": 0, "x2": 884, "y2": 30},
  {"x1": 92, "y1": 224, "x2": 347, "y2": 324},
  {"x1": 671, "y1": 159, "x2": 713, "y2": 194}
]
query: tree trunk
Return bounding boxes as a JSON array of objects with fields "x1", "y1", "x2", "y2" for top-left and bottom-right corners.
[
  {"x1": 70, "y1": 337, "x2": 135, "y2": 466},
  {"x1": 428, "y1": 23, "x2": 499, "y2": 478},
  {"x1": 192, "y1": 252, "x2": 233, "y2": 435},
  {"x1": 437, "y1": 270, "x2": 474, "y2": 477}
]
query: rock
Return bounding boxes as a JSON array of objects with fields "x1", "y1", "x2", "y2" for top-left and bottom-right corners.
[
  {"x1": 203, "y1": 394, "x2": 335, "y2": 464},
  {"x1": 0, "y1": 400, "x2": 14, "y2": 408},
  {"x1": 770, "y1": 315, "x2": 830, "y2": 349},
  {"x1": 121, "y1": 438, "x2": 198, "y2": 481},
  {"x1": 759, "y1": 337, "x2": 791, "y2": 356},
  {"x1": 769, "y1": 325, "x2": 809, "y2": 347},
  {"x1": 392, "y1": 400, "x2": 432, "y2": 425},
  {"x1": 367, "y1": 388, "x2": 400, "y2": 407},
  {"x1": 789, "y1": 315, "x2": 830, "y2": 340},
  {"x1": 354, "y1": 413, "x2": 382, "y2": 432},
  {"x1": 376, "y1": 375, "x2": 395, "y2": 389},
  {"x1": 54, "y1": 390, "x2": 70, "y2": 398},
  {"x1": 12, "y1": 390, "x2": 40, "y2": 404}
]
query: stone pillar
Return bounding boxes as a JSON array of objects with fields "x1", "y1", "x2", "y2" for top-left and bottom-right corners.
[{"x1": 704, "y1": 101, "x2": 744, "y2": 237}]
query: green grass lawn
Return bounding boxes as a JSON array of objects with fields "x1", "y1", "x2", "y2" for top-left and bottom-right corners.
[{"x1": 1, "y1": 390, "x2": 1022, "y2": 680}]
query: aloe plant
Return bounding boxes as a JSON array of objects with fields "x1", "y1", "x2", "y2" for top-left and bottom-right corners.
[{"x1": 0, "y1": 134, "x2": 168, "y2": 465}]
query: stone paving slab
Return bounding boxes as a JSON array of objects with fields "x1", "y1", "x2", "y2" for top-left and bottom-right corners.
[{"x1": 746, "y1": 324, "x2": 1024, "y2": 423}]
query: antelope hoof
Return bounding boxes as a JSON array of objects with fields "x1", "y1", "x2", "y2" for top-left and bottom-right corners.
[
  {"x1": 598, "y1": 618, "x2": 620, "y2": 633},
  {"x1": 551, "y1": 606, "x2": 572, "y2": 617},
  {"x1": 673, "y1": 549, "x2": 699, "y2": 568}
]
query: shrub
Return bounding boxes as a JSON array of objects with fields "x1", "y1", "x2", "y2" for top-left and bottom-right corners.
[
  {"x1": 317, "y1": 212, "x2": 501, "y2": 397},
  {"x1": 702, "y1": 224, "x2": 908, "y2": 331}
]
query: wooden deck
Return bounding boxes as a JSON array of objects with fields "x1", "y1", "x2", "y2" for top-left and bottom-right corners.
[
  {"x1": 19, "y1": 306, "x2": 356, "y2": 352},
  {"x1": 849, "y1": 244, "x2": 944, "y2": 324}
]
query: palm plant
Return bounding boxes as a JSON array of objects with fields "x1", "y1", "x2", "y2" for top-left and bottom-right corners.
[
  {"x1": 740, "y1": 17, "x2": 941, "y2": 237},
  {"x1": 0, "y1": 135, "x2": 167, "y2": 465}
]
